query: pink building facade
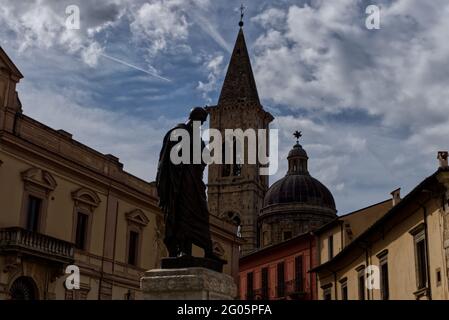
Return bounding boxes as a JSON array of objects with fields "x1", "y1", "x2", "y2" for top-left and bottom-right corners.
[{"x1": 239, "y1": 233, "x2": 317, "y2": 300}]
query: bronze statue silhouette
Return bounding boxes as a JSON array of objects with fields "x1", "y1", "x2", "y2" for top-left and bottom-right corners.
[{"x1": 156, "y1": 107, "x2": 220, "y2": 266}]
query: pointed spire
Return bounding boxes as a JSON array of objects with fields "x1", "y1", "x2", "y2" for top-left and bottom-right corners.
[{"x1": 218, "y1": 22, "x2": 260, "y2": 106}]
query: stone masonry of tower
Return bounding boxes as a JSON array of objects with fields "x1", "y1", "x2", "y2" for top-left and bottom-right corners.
[{"x1": 207, "y1": 25, "x2": 273, "y2": 255}]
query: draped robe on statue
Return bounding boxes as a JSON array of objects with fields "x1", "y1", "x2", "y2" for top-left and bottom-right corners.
[{"x1": 156, "y1": 123, "x2": 212, "y2": 256}]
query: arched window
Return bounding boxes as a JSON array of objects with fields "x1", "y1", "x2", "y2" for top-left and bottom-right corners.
[
  {"x1": 221, "y1": 139, "x2": 242, "y2": 177},
  {"x1": 9, "y1": 277, "x2": 38, "y2": 300}
]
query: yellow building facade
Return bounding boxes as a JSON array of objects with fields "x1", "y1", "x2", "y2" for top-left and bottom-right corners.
[
  {"x1": 313, "y1": 155, "x2": 449, "y2": 300},
  {"x1": 0, "y1": 47, "x2": 241, "y2": 300}
]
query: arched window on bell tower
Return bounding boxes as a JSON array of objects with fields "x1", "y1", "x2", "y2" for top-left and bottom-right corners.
[{"x1": 221, "y1": 138, "x2": 242, "y2": 177}]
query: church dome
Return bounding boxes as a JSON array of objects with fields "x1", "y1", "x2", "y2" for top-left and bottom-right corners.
[
  {"x1": 263, "y1": 174, "x2": 336, "y2": 210},
  {"x1": 258, "y1": 132, "x2": 337, "y2": 248}
]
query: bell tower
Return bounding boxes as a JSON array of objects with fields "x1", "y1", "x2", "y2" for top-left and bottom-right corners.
[{"x1": 207, "y1": 18, "x2": 273, "y2": 255}]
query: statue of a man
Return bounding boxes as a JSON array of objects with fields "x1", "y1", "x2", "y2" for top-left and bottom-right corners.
[{"x1": 156, "y1": 107, "x2": 215, "y2": 259}]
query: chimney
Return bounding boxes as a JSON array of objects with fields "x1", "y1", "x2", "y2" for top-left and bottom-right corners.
[
  {"x1": 437, "y1": 151, "x2": 448, "y2": 169},
  {"x1": 391, "y1": 188, "x2": 401, "y2": 206}
]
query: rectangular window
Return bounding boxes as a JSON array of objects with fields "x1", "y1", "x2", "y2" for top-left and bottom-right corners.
[
  {"x1": 416, "y1": 239, "x2": 428, "y2": 289},
  {"x1": 410, "y1": 224, "x2": 428, "y2": 293},
  {"x1": 277, "y1": 262, "x2": 285, "y2": 297},
  {"x1": 379, "y1": 256, "x2": 389, "y2": 300},
  {"x1": 26, "y1": 196, "x2": 42, "y2": 232},
  {"x1": 261, "y1": 268, "x2": 269, "y2": 299},
  {"x1": 328, "y1": 235, "x2": 334, "y2": 260},
  {"x1": 75, "y1": 212, "x2": 89, "y2": 250},
  {"x1": 341, "y1": 280, "x2": 348, "y2": 300},
  {"x1": 436, "y1": 268, "x2": 442, "y2": 287},
  {"x1": 222, "y1": 164, "x2": 231, "y2": 177},
  {"x1": 358, "y1": 269, "x2": 365, "y2": 300},
  {"x1": 128, "y1": 231, "x2": 139, "y2": 266},
  {"x1": 323, "y1": 286, "x2": 332, "y2": 300},
  {"x1": 246, "y1": 272, "x2": 254, "y2": 300},
  {"x1": 294, "y1": 255, "x2": 303, "y2": 292}
]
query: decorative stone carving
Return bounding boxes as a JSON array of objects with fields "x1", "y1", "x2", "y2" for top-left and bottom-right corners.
[
  {"x1": 21, "y1": 167, "x2": 57, "y2": 192},
  {"x1": 141, "y1": 268, "x2": 237, "y2": 300}
]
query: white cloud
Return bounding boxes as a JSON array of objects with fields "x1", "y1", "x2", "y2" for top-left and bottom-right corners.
[
  {"x1": 81, "y1": 42, "x2": 104, "y2": 67},
  {"x1": 249, "y1": 1, "x2": 449, "y2": 212},
  {"x1": 129, "y1": 0, "x2": 190, "y2": 57},
  {"x1": 19, "y1": 84, "x2": 180, "y2": 181},
  {"x1": 0, "y1": 0, "x2": 117, "y2": 66},
  {"x1": 251, "y1": 7, "x2": 287, "y2": 29},
  {"x1": 197, "y1": 54, "x2": 224, "y2": 102},
  {"x1": 253, "y1": 0, "x2": 449, "y2": 126}
]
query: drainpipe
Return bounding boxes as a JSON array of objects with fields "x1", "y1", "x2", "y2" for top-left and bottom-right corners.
[
  {"x1": 358, "y1": 240, "x2": 371, "y2": 300},
  {"x1": 314, "y1": 235, "x2": 320, "y2": 300},
  {"x1": 333, "y1": 271, "x2": 338, "y2": 300},
  {"x1": 309, "y1": 234, "x2": 313, "y2": 299},
  {"x1": 98, "y1": 186, "x2": 111, "y2": 300},
  {"x1": 365, "y1": 247, "x2": 370, "y2": 300},
  {"x1": 420, "y1": 201, "x2": 432, "y2": 300}
]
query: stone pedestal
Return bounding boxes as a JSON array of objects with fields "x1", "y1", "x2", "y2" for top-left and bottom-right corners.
[{"x1": 141, "y1": 267, "x2": 237, "y2": 300}]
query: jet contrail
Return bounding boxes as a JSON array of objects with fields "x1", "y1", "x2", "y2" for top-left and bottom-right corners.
[
  {"x1": 190, "y1": 11, "x2": 232, "y2": 54},
  {"x1": 100, "y1": 53, "x2": 171, "y2": 82}
]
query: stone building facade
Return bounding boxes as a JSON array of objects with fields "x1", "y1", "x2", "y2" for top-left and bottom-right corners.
[{"x1": 0, "y1": 47, "x2": 241, "y2": 300}]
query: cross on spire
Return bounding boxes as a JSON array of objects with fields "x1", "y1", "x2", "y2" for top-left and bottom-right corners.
[
  {"x1": 239, "y1": 4, "x2": 246, "y2": 27},
  {"x1": 293, "y1": 130, "x2": 302, "y2": 143}
]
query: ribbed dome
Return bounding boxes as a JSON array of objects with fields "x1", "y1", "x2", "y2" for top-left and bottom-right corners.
[{"x1": 263, "y1": 174, "x2": 336, "y2": 210}]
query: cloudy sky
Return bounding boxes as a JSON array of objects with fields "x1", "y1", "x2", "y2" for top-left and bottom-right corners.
[{"x1": 1, "y1": 0, "x2": 448, "y2": 214}]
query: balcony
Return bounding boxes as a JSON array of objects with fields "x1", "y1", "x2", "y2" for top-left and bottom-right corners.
[
  {"x1": 0, "y1": 227, "x2": 75, "y2": 264},
  {"x1": 276, "y1": 279, "x2": 307, "y2": 300}
]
